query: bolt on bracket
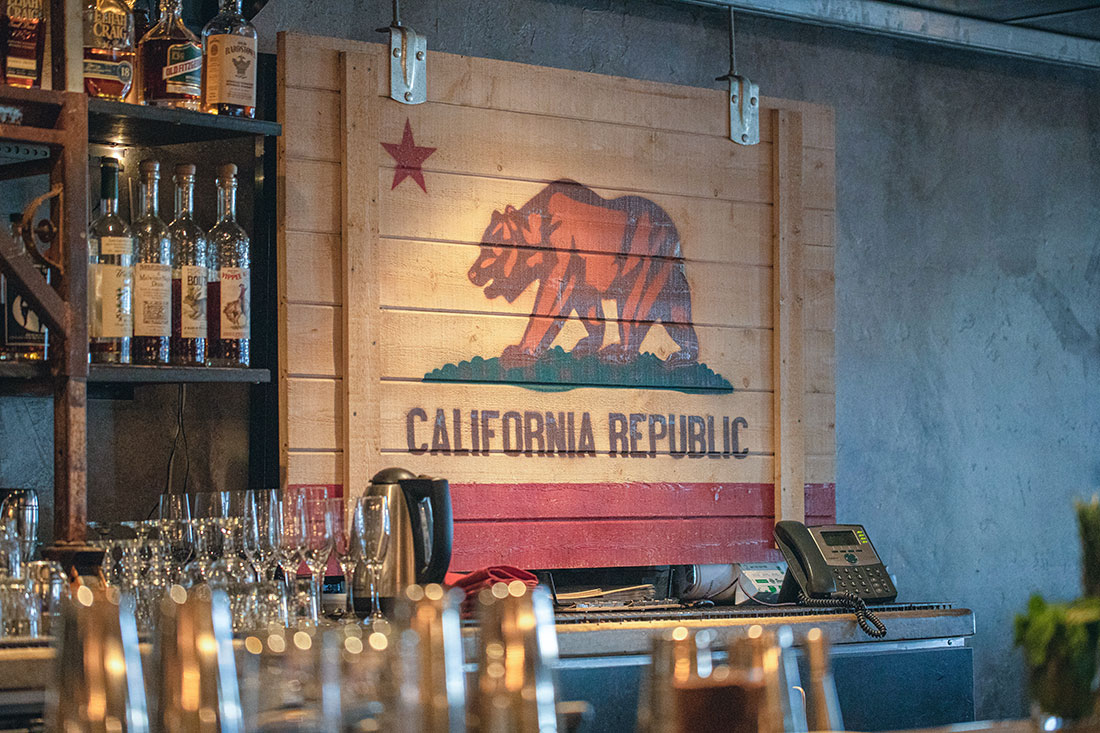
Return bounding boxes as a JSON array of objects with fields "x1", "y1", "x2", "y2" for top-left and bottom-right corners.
[
  {"x1": 724, "y1": 75, "x2": 759, "y2": 146},
  {"x1": 716, "y1": 9, "x2": 759, "y2": 146},
  {"x1": 379, "y1": 24, "x2": 427, "y2": 105}
]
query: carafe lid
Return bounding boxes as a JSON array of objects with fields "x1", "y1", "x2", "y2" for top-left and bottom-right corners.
[{"x1": 371, "y1": 467, "x2": 417, "y2": 485}]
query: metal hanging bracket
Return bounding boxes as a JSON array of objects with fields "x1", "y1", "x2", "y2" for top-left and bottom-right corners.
[
  {"x1": 716, "y1": 10, "x2": 759, "y2": 146},
  {"x1": 377, "y1": 0, "x2": 427, "y2": 105}
]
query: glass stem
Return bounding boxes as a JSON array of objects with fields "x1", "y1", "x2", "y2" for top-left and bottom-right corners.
[{"x1": 369, "y1": 564, "x2": 382, "y2": 620}]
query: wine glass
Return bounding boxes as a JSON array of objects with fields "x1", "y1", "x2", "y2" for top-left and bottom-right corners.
[
  {"x1": 244, "y1": 489, "x2": 279, "y2": 580},
  {"x1": 158, "y1": 493, "x2": 194, "y2": 574},
  {"x1": 352, "y1": 496, "x2": 390, "y2": 623},
  {"x1": 302, "y1": 497, "x2": 335, "y2": 620},
  {"x1": 280, "y1": 490, "x2": 310, "y2": 621}
]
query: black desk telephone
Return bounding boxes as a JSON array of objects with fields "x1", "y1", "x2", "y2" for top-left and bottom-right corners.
[{"x1": 773, "y1": 521, "x2": 895, "y2": 638}]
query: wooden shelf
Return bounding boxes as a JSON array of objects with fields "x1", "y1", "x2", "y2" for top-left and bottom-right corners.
[
  {"x1": 0, "y1": 363, "x2": 270, "y2": 384},
  {"x1": 87, "y1": 365, "x2": 271, "y2": 384},
  {"x1": 88, "y1": 98, "x2": 281, "y2": 147},
  {"x1": 0, "y1": 361, "x2": 45, "y2": 379}
]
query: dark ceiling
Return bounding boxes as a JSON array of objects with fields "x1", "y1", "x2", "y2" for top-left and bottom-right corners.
[{"x1": 891, "y1": 1, "x2": 1100, "y2": 40}]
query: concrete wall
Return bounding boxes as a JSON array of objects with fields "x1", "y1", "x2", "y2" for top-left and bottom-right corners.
[
  {"x1": 254, "y1": 0, "x2": 1100, "y2": 717},
  {"x1": 0, "y1": 0, "x2": 1094, "y2": 719}
]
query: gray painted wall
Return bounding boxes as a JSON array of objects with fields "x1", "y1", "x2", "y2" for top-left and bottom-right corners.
[
  {"x1": 253, "y1": 0, "x2": 1100, "y2": 717},
  {"x1": 0, "y1": 0, "x2": 1093, "y2": 720}
]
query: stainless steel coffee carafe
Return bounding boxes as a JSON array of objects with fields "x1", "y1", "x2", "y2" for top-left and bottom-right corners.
[{"x1": 365, "y1": 468, "x2": 453, "y2": 599}]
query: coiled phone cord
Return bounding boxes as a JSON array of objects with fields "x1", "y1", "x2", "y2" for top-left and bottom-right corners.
[{"x1": 797, "y1": 590, "x2": 888, "y2": 638}]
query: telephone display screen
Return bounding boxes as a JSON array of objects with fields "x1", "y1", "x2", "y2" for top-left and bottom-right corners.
[{"x1": 820, "y1": 530, "x2": 859, "y2": 547}]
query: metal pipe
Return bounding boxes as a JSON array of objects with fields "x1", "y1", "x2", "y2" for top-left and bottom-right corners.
[{"x1": 674, "y1": 0, "x2": 1100, "y2": 70}]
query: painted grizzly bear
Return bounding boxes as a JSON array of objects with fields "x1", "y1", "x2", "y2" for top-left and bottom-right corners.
[{"x1": 467, "y1": 180, "x2": 699, "y2": 369}]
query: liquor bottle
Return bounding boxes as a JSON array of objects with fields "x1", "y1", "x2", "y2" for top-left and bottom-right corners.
[
  {"x1": 82, "y1": 0, "x2": 135, "y2": 101},
  {"x1": 0, "y1": 214, "x2": 48, "y2": 361},
  {"x1": 122, "y1": 0, "x2": 149, "y2": 103},
  {"x1": 168, "y1": 163, "x2": 207, "y2": 365},
  {"x1": 200, "y1": 0, "x2": 256, "y2": 117},
  {"x1": 208, "y1": 163, "x2": 249, "y2": 367},
  {"x1": 139, "y1": 0, "x2": 201, "y2": 110},
  {"x1": 3, "y1": 0, "x2": 46, "y2": 89},
  {"x1": 88, "y1": 157, "x2": 133, "y2": 364},
  {"x1": 132, "y1": 159, "x2": 172, "y2": 365}
]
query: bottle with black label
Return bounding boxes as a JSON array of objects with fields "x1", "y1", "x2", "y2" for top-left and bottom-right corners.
[
  {"x1": 88, "y1": 157, "x2": 133, "y2": 364},
  {"x1": 168, "y1": 163, "x2": 207, "y2": 365},
  {"x1": 132, "y1": 159, "x2": 172, "y2": 365},
  {"x1": 0, "y1": 214, "x2": 47, "y2": 362},
  {"x1": 139, "y1": 0, "x2": 201, "y2": 110},
  {"x1": 201, "y1": 0, "x2": 256, "y2": 117},
  {"x1": 208, "y1": 163, "x2": 249, "y2": 367}
]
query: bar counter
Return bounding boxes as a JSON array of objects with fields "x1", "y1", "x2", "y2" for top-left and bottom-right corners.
[{"x1": 0, "y1": 603, "x2": 974, "y2": 731}]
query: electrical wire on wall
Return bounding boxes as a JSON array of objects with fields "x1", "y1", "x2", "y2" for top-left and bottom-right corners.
[{"x1": 147, "y1": 383, "x2": 190, "y2": 519}]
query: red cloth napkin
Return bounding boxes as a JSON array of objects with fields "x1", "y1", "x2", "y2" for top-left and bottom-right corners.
[{"x1": 445, "y1": 566, "x2": 539, "y2": 616}]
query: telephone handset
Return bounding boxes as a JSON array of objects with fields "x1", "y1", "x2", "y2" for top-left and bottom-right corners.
[{"x1": 774, "y1": 521, "x2": 895, "y2": 638}]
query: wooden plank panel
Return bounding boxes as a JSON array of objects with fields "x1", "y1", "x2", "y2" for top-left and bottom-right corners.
[
  {"x1": 288, "y1": 451, "x2": 343, "y2": 485},
  {"x1": 804, "y1": 209, "x2": 835, "y2": 248},
  {"x1": 379, "y1": 172, "x2": 774, "y2": 267},
  {"x1": 380, "y1": 380, "x2": 774, "y2": 456},
  {"x1": 284, "y1": 158, "x2": 341, "y2": 234},
  {"x1": 451, "y1": 481, "x2": 774, "y2": 520},
  {"x1": 805, "y1": 331, "x2": 835, "y2": 395},
  {"x1": 377, "y1": 240, "x2": 771, "y2": 329},
  {"x1": 283, "y1": 87, "x2": 341, "y2": 162},
  {"x1": 806, "y1": 456, "x2": 835, "y2": 484},
  {"x1": 773, "y1": 110, "x2": 805, "y2": 524},
  {"x1": 451, "y1": 481, "x2": 837, "y2": 520},
  {"x1": 806, "y1": 391, "x2": 836, "y2": 457},
  {"x1": 286, "y1": 304, "x2": 341, "y2": 377},
  {"x1": 284, "y1": 231, "x2": 341, "y2": 305},
  {"x1": 342, "y1": 50, "x2": 382, "y2": 498},
  {"x1": 421, "y1": 53, "x2": 776, "y2": 142},
  {"x1": 380, "y1": 102, "x2": 773, "y2": 204},
  {"x1": 377, "y1": 310, "x2": 771, "y2": 391},
  {"x1": 804, "y1": 261, "x2": 835, "y2": 332},
  {"x1": 803, "y1": 147, "x2": 836, "y2": 211},
  {"x1": 452, "y1": 516, "x2": 776, "y2": 569},
  {"x1": 287, "y1": 378, "x2": 342, "y2": 451},
  {"x1": 278, "y1": 34, "x2": 833, "y2": 149},
  {"x1": 279, "y1": 32, "x2": 343, "y2": 91}
]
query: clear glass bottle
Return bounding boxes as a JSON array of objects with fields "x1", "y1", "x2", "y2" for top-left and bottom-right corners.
[
  {"x1": 82, "y1": 0, "x2": 135, "y2": 101},
  {"x1": 132, "y1": 159, "x2": 172, "y2": 365},
  {"x1": 3, "y1": 0, "x2": 46, "y2": 89},
  {"x1": 139, "y1": 0, "x2": 201, "y2": 110},
  {"x1": 201, "y1": 0, "x2": 256, "y2": 118},
  {"x1": 88, "y1": 157, "x2": 133, "y2": 364},
  {"x1": 1, "y1": 214, "x2": 48, "y2": 361},
  {"x1": 168, "y1": 162, "x2": 207, "y2": 365},
  {"x1": 208, "y1": 163, "x2": 249, "y2": 367}
]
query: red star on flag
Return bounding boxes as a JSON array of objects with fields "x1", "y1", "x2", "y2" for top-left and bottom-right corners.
[{"x1": 381, "y1": 119, "x2": 437, "y2": 193}]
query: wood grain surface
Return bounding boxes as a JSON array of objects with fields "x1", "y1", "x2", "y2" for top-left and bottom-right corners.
[{"x1": 277, "y1": 32, "x2": 837, "y2": 568}]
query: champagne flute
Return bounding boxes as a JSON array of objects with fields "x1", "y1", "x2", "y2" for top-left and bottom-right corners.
[
  {"x1": 158, "y1": 493, "x2": 193, "y2": 573},
  {"x1": 353, "y1": 496, "x2": 390, "y2": 623},
  {"x1": 302, "y1": 497, "x2": 335, "y2": 620},
  {"x1": 280, "y1": 490, "x2": 310, "y2": 621},
  {"x1": 244, "y1": 489, "x2": 278, "y2": 579}
]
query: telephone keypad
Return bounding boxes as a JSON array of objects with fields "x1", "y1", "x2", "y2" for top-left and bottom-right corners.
[{"x1": 834, "y1": 564, "x2": 895, "y2": 601}]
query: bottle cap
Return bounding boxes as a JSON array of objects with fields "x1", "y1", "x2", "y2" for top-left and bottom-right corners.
[
  {"x1": 217, "y1": 163, "x2": 237, "y2": 179},
  {"x1": 140, "y1": 159, "x2": 159, "y2": 174},
  {"x1": 101, "y1": 156, "x2": 120, "y2": 170},
  {"x1": 175, "y1": 163, "x2": 196, "y2": 177}
]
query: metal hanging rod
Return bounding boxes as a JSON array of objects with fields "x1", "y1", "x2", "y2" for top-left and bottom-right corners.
[{"x1": 673, "y1": 0, "x2": 1100, "y2": 70}]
